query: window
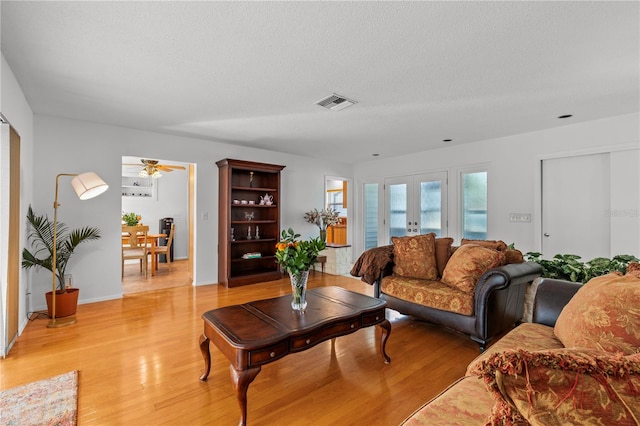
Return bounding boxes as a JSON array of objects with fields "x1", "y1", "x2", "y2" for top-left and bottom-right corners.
[
  {"x1": 364, "y1": 183, "x2": 379, "y2": 250},
  {"x1": 461, "y1": 171, "x2": 487, "y2": 239}
]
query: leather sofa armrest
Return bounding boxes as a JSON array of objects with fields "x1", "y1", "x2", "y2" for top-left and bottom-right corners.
[
  {"x1": 532, "y1": 279, "x2": 582, "y2": 327},
  {"x1": 475, "y1": 261, "x2": 543, "y2": 296}
]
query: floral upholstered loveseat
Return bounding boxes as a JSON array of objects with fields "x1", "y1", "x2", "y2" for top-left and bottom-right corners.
[
  {"x1": 351, "y1": 235, "x2": 542, "y2": 350},
  {"x1": 403, "y1": 264, "x2": 640, "y2": 425}
]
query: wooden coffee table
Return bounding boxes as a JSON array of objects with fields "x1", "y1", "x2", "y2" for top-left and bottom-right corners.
[{"x1": 199, "y1": 286, "x2": 391, "y2": 425}]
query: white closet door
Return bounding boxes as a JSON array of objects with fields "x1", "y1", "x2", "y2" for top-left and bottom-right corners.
[{"x1": 542, "y1": 153, "x2": 610, "y2": 260}]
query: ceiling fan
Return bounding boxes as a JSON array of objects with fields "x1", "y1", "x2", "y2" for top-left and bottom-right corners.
[{"x1": 123, "y1": 159, "x2": 185, "y2": 178}]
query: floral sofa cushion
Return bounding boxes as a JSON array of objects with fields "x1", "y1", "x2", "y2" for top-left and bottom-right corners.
[
  {"x1": 401, "y1": 376, "x2": 492, "y2": 425},
  {"x1": 441, "y1": 244, "x2": 504, "y2": 293},
  {"x1": 466, "y1": 322, "x2": 564, "y2": 376},
  {"x1": 381, "y1": 275, "x2": 474, "y2": 315},
  {"x1": 476, "y1": 348, "x2": 640, "y2": 425},
  {"x1": 392, "y1": 233, "x2": 438, "y2": 280},
  {"x1": 554, "y1": 272, "x2": 640, "y2": 355}
]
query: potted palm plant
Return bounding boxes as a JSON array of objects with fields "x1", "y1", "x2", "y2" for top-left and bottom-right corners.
[{"x1": 22, "y1": 205, "x2": 102, "y2": 317}]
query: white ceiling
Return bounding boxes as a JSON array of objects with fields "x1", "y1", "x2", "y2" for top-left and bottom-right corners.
[{"x1": 2, "y1": 1, "x2": 638, "y2": 164}]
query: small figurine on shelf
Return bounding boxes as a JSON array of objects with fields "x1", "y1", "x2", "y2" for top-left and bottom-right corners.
[
  {"x1": 230, "y1": 227, "x2": 235, "y2": 241},
  {"x1": 247, "y1": 226, "x2": 252, "y2": 240},
  {"x1": 249, "y1": 171, "x2": 254, "y2": 187},
  {"x1": 255, "y1": 226, "x2": 260, "y2": 239},
  {"x1": 244, "y1": 211, "x2": 254, "y2": 221}
]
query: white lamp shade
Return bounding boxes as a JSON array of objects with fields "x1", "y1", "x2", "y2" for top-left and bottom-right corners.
[{"x1": 71, "y1": 172, "x2": 109, "y2": 200}]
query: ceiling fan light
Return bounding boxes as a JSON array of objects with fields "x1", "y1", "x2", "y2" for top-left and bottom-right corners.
[
  {"x1": 151, "y1": 170, "x2": 162, "y2": 178},
  {"x1": 139, "y1": 169, "x2": 149, "y2": 178}
]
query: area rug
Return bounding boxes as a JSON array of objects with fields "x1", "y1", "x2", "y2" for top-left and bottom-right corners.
[{"x1": 0, "y1": 370, "x2": 78, "y2": 426}]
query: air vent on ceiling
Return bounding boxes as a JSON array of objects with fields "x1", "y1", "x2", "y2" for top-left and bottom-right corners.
[{"x1": 315, "y1": 93, "x2": 357, "y2": 111}]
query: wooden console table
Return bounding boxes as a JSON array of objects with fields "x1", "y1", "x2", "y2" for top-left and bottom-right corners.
[{"x1": 199, "y1": 286, "x2": 391, "y2": 425}]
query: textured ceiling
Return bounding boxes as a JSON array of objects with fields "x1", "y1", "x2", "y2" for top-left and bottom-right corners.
[{"x1": 2, "y1": 1, "x2": 638, "y2": 164}]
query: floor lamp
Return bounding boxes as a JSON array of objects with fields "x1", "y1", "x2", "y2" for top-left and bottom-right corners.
[{"x1": 48, "y1": 172, "x2": 109, "y2": 328}]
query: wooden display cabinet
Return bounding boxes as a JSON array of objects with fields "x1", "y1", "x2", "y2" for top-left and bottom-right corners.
[{"x1": 216, "y1": 159, "x2": 285, "y2": 287}]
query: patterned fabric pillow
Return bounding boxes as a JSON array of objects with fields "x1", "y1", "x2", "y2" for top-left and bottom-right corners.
[
  {"x1": 554, "y1": 272, "x2": 640, "y2": 354},
  {"x1": 461, "y1": 238, "x2": 508, "y2": 252},
  {"x1": 476, "y1": 348, "x2": 640, "y2": 425},
  {"x1": 441, "y1": 244, "x2": 504, "y2": 294},
  {"x1": 627, "y1": 261, "x2": 640, "y2": 278},
  {"x1": 434, "y1": 237, "x2": 453, "y2": 277},
  {"x1": 503, "y1": 248, "x2": 524, "y2": 265},
  {"x1": 391, "y1": 233, "x2": 438, "y2": 280}
]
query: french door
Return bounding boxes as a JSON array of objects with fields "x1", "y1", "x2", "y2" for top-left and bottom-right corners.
[{"x1": 384, "y1": 172, "x2": 447, "y2": 243}]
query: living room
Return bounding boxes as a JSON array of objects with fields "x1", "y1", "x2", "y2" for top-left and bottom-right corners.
[{"x1": 1, "y1": 1, "x2": 638, "y2": 424}]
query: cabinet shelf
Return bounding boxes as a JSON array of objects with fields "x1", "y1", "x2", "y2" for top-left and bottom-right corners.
[
  {"x1": 231, "y1": 220, "x2": 276, "y2": 225},
  {"x1": 231, "y1": 186, "x2": 277, "y2": 192},
  {"x1": 217, "y1": 158, "x2": 285, "y2": 288},
  {"x1": 231, "y1": 255, "x2": 276, "y2": 263},
  {"x1": 231, "y1": 238, "x2": 277, "y2": 244},
  {"x1": 231, "y1": 204, "x2": 277, "y2": 208},
  {"x1": 121, "y1": 176, "x2": 155, "y2": 198}
]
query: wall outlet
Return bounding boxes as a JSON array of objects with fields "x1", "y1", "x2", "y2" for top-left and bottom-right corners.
[{"x1": 509, "y1": 213, "x2": 531, "y2": 223}]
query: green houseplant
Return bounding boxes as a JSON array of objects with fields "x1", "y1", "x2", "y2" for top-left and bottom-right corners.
[
  {"x1": 122, "y1": 211, "x2": 141, "y2": 226},
  {"x1": 525, "y1": 252, "x2": 639, "y2": 283},
  {"x1": 22, "y1": 205, "x2": 102, "y2": 316}
]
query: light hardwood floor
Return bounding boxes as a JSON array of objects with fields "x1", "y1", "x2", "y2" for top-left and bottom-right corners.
[
  {"x1": 1, "y1": 272, "x2": 482, "y2": 425},
  {"x1": 122, "y1": 258, "x2": 192, "y2": 294}
]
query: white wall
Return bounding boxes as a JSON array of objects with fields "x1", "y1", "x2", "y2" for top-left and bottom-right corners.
[
  {"x1": 610, "y1": 149, "x2": 640, "y2": 255},
  {"x1": 353, "y1": 113, "x2": 640, "y2": 258},
  {"x1": 29, "y1": 115, "x2": 353, "y2": 311},
  {"x1": 1, "y1": 54, "x2": 35, "y2": 356}
]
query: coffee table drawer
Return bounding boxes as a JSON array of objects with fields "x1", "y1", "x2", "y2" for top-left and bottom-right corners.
[
  {"x1": 248, "y1": 342, "x2": 289, "y2": 366},
  {"x1": 362, "y1": 309, "x2": 386, "y2": 326},
  {"x1": 291, "y1": 320, "x2": 360, "y2": 351}
]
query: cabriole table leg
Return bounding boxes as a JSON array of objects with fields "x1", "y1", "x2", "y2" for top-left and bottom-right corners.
[
  {"x1": 230, "y1": 365, "x2": 261, "y2": 426},
  {"x1": 198, "y1": 334, "x2": 211, "y2": 381},
  {"x1": 378, "y1": 319, "x2": 392, "y2": 364}
]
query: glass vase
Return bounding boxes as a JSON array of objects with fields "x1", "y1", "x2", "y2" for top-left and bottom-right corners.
[
  {"x1": 319, "y1": 229, "x2": 327, "y2": 242},
  {"x1": 289, "y1": 270, "x2": 309, "y2": 311}
]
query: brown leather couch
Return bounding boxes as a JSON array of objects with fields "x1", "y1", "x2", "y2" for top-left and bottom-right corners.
[
  {"x1": 375, "y1": 261, "x2": 542, "y2": 351},
  {"x1": 351, "y1": 242, "x2": 542, "y2": 351}
]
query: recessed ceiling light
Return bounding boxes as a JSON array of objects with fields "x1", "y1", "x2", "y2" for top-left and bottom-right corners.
[
  {"x1": 443, "y1": 139, "x2": 452, "y2": 142},
  {"x1": 372, "y1": 153, "x2": 379, "y2": 157},
  {"x1": 558, "y1": 114, "x2": 573, "y2": 119}
]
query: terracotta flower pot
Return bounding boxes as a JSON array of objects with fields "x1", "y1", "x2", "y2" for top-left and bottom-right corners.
[{"x1": 45, "y1": 288, "x2": 79, "y2": 318}]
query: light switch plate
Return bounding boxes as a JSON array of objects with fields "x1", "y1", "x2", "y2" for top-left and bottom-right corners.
[{"x1": 509, "y1": 213, "x2": 531, "y2": 223}]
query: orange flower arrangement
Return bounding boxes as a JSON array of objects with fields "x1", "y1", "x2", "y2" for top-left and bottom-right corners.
[{"x1": 275, "y1": 228, "x2": 325, "y2": 275}]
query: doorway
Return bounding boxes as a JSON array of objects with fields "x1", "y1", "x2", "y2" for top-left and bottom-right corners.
[
  {"x1": 1, "y1": 122, "x2": 21, "y2": 356},
  {"x1": 121, "y1": 156, "x2": 194, "y2": 294},
  {"x1": 325, "y1": 176, "x2": 351, "y2": 245}
]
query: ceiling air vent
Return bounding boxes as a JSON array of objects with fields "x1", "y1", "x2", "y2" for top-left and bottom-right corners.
[{"x1": 315, "y1": 93, "x2": 357, "y2": 111}]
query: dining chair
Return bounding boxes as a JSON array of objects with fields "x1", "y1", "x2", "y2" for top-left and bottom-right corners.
[
  {"x1": 150, "y1": 223, "x2": 175, "y2": 272},
  {"x1": 122, "y1": 225, "x2": 149, "y2": 278}
]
